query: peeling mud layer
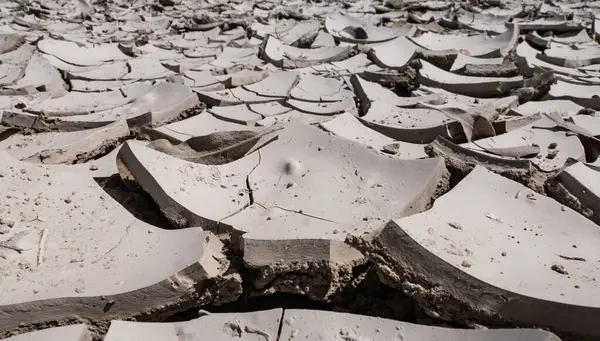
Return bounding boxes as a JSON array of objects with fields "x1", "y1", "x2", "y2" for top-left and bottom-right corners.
[{"x1": 1, "y1": 0, "x2": 600, "y2": 340}]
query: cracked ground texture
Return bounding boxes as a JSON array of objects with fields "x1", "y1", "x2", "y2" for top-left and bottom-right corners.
[{"x1": 0, "y1": 0, "x2": 600, "y2": 340}]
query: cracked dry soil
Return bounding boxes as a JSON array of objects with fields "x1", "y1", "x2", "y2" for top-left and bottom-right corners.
[{"x1": 1, "y1": 0, "x2": 600, "y2": 340}]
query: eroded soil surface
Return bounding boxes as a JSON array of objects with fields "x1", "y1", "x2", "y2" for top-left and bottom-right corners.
[{"x1": 1, "y1": 0, "x2": 600, "y2": 340}]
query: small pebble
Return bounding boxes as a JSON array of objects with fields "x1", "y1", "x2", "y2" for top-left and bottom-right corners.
[
  {"x1": 64, "y1": 198, "x2": 72, "y2": 204},
  {"x1": 448, "y1": 222, "x2": 463, "y2": 230},
  {"x1": 551, "y1": 264, "x2": 568, "y2": 275},
  {"x1": 461, "y1": 260, "x2": 472, "y2": 268},
  {"x1": 381, "y1": 143, "x2": 400, "y2": 155},
  {"x1": 89, "y1": 164, "x2": 99, "y2": 171},
  {"x1": 501, "y1": 252, "x2": 507, "y2": 257}
]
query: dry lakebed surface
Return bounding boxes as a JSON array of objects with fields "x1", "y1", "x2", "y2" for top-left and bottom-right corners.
[{"x1": 0, "y1": 0, "x2": 600, "y2": 339}]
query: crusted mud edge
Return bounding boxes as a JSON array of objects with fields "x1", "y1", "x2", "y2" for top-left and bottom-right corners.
[
  {"x1": 425, "y1": 136, "x2": 552, "y2": 194},
  {"x1": 0, "y1": 232, "x2": 243, "y2": 341},
  {"x1": 348, "y1": 221, "x2": 600, "y2": 341},
  {"x1": 241, "y1": 159, "x2": 450, "y2": 301},
  {"x1": 1, "y1": 272, "x2": 242, "y2": 341}
]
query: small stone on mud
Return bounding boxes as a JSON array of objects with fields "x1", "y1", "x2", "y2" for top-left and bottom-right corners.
[
  {"x1": 381, "y1": 143, "x2": 400, "y2": 155},
  {"x1": 448, "y1": 222, "x2": 462, "y2": 230},
  {"x1": 89, "y1": 164, "x2": 99, "y2": 171},
  {"x1": 501, "y1": 252, "x2": 507, "y2": 256},
  {"x1": 485, "y1": 213, "x2": 502, "y2": 222},
  {"x1": 64, "y1": 198, "x2": 72, "y2": 204},
  {"x1": 461, "y1": 260, "x2": 472, "y2": 268},
  {"x1": 551, "y1": 264, "x2": 568, "y2": 275}
]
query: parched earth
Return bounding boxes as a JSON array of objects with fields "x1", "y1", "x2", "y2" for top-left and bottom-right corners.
[{"x1": 0, "y1": 0, "x2": 600, "y2": 340}]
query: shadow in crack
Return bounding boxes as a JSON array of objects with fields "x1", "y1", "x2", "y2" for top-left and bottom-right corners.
[
  {"x1": 0, "y1": 127, "x2": 19, "y2": 142},
  {"x1": 165, "y1": 293, "x2": 332, "y2": 322},
  {"x1": 94, "y1": 174, "x2": 173, "y2": 229},
  {"x1": 164, "y1": 266, "x2": 420, "y2": 324}
]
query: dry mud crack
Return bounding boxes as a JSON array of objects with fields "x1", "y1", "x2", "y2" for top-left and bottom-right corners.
[{"x1": 1, "y1": 0, "x2": 600, "y2": 340}]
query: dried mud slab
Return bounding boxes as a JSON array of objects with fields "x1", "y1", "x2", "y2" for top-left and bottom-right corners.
[
  {"x1": 104, "y1": 309, "x2": 282, "y2": 341},
  {"x1": 149, "y1": 111, "x2": 253, "y2": 143},
  {"x1": 16, "y1": 53, "x2": 67, "y2": 96},
  {"x1": 23, "y1": 119, "x2": 130, "y2": 164},
  {"x1": 117, "y1": 139, "x2": 257, "y2": 229},
  {"x1": 417, "y1": 59, "x2": 524, "y2": 98},
  {"x1": 280, "y1": 309, "x2": 560, "y2": 341},
  {"x1": 515, "y1": 41, "x2": 589, "y2": 78},
  {"x1": 325, "y1": 13, "x2": 415, "y2": 44},
  {"x1": 210, "y1": 104, "x2": 263, "y2": 124},
  {"x1": 0, "y1": 152, "x2": 238, "y2": 336},
  {"x1": 147, "y1": 127, "x2": 280, "y2": 165},
  {"x1": 287, "y1": 74, "x2": 356, "y2": 115},
  {"x1": 37, "y1": 39, "x2": 128, "y2": 66},
  {"x1": 121, "y1": 120, "x2": 448, "y2": 299},
  {"x1": 539, "y1": 43, "x2": 600, "y2": 68},
  {"x1": 409, "y1": 24, "x2": 519, "y2": 58},
  {"x1": 221, "y1": 121, "x2": 448, "y2": 298},
  {"x1": 25, "y1": 83, "x2": 152, "y2": 117},
  {"x1": 460, "y1": 116, "x2": 584, "y2": 172},
  {"x1": 368, "y1": 37, "x2": 418, "y2": 69},
  {"x1": 319, "y1": 112, "x2": 427, "y2": 159},
  {"x1": 513, "y1": 18, "x2": 585, "y2": 33},
  {"x1": 49, "y1": 82, "x2": 201, "y2": 130},
  {"x1": 508, "y1": 100, "x2": 585, "y2": 118},
  {"x1": 196, "y1": 71, "x2": 297, "y2": 106},
  {"x1": 359, "y1": 102, "x2": 454, "y2": 143},
  {"x1": 0, "y1": 121, "x2": 130, "y2": 164},
  {"x1": 449, "y1": 54, "x2": 504, "y2": 73},
  {"x1": 360, "y1": 96, "x2": 515, "y2": 144},
  {"x1": 545, "y1": 81, "x2": 600, "y2": 110},
  {"x1": 4, "y1": 324, "x2": 91, "y2": 341},
  {"x1": 553, "y1": 162, "x2": 600, "y2": 225},
  {"x1": 261, "y1": 34, "x2": 354, "y2": 69},
  {"x1": 350, "y1": 75, "x2": 442, "y2": 113},
  {"x1": 359, "y1": 166, "x2": 600, "y2": 339},
  {"x1": 441, "y1": 10, "x2": 510, "y2": 34}
]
